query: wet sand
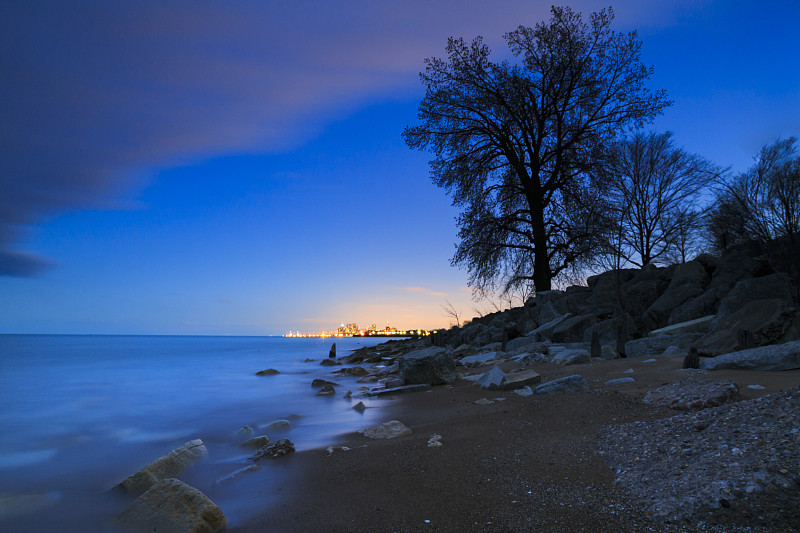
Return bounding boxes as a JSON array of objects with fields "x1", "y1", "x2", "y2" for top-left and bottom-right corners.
[{"x1": 231, "y1": 355, "x2": 800, "y2": 532}]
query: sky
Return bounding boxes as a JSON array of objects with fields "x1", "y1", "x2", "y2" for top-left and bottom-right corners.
[{"x1": 1, "y1": 0, "x2": 798, "y2": 335}]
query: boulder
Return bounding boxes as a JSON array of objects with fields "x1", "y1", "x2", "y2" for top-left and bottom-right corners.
[
  {"x1": 529, "y1": 313, "x2": 574, "y2": 340},
  {"x1": 531, "y1": 290, "x2": 570, "y2": 324},
  {"x1": 460, "y1": 352, "x2": 502, "y2": 367},
  {"x1": 549, "y1": 314, "x2": 598, "y2": 343},
  {"x1": 248, "y1": 439, "x2": 295, "y2": 460},
  {"x1": 473, "y1": 325, "x2": 503, "y2": 347},
  {"x1": 583, "y1": 315, "x2": 636, "y2": 346},
  {"x1": 562, "y1": 285, "x2": 594, "y2": 315},
  {"x1": 316, "y1": 384, "x2": 335, "y2": 396},
  {"x1": 113, "y1": 479, "x2": 226, "y2": 533},
  {"x1": 505, "y1": 335, "x2": 549, "y2": 355},
  {"x1": 336, "y1": 366, "x2": 369, "y2": 377},
  {"x1": 475, "y1": 365, "x2": 506, "y2": 389},
  {"x1": 643, "y1": 378, "x2": 740, "y2": 410},
  {"x1": 311, "y1": 378, "x2": 338, "y2": 388},
  {"x1": 650, "y1": 315, "x2": 715, "y2": 336},
  {"x1": 586, "y1": 269, "x2": 638, "y2": 315},
  {"x1": 264, "y1": 419, "x2": 290, "y2": 430},
  {"x1": 643, "y1": 261, "x2": 709, "y2": 330},
  {"x1": 398, "y1": 347, "x2": 457, "y2": 385},
  {"x1": 359, "y1": 420, "x2": 412, "y2": 439},
  {"x1": 240, "y1": 436, "x2": 269, "y2": 449},
  {"x1": 715, "y1": 273, "x2": 795, "y2": 324},
  {"x1": 514, "y1": 386, "x2": 534, "y2": 397},
  {"x1": 550, "y1": 348, "x2": 590, "y2": 365},
  {"x1": 621, "y1": 264, "x2": 674, "y2": 318},
  {"x1": 451, "y1": 344, "x2": 478, "y2": 358},
  {"x1": 624, "y1": 333, "x2": 703, "y2": 359},
  {"x1": 116, "y1": 440, "x2": 207, "y2": 495},
  {"x1": 500, "y1": 369, "x2": 541, "y2": 390},
  {"x1": 352, "y1": 401, "x2": 366, "y2": 412},
  {"x1": 255, "y1": 368, "x2": 280, "y2": 376},
  {"x1": 535, "y1": 375, "x2": 589, "y2": 395},
  {"x1": 511, "y1": 352, "x2": 548, "y2": 365},
  {"x1": 600, "y1": 344, "x2": 620, "y2": 360},
  {"x1": 693, "y1": 299, "x2": 800, "y2": 356},
  {"x1": 320, "y1": 358, "x2": 340, "y2": 367},
  {"x1": 605, "y1": 377, "x2": 635, "y2": 386},
  {"x1": 700, "y1": 341, "x2": 800, "y2": 371}
]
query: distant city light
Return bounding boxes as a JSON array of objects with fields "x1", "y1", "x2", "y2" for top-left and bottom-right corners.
[{"x1": 283, "y1": 322, "x2": 437, "y2": 338}]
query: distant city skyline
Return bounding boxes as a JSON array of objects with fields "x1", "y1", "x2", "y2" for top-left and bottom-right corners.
[{"x1": 1, "y1": 1, "x2": 798, "y2": 335}]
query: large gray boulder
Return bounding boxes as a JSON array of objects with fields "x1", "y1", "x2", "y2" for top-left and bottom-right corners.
[
  {"x1": 398, "y1": 347, "x2": 457, "y2": 385},
  {"x1": 116, "y1": 440, "x2": 207, "y2": 495},
  {"x1": 529, "y1": 312, "x2": 574, "y2": 340},
  {"x1": 583, "y1": 315, "x2": 636, "y2": 345},
  {"x1": 700, "y1": 340, "x2": 800, "y2": 371},
  {"x1": 505, "y1": 334, "x2": 549, "y2": 355},
  {"x1": 549, "y1": 313, "x2": 598, "y2": 343},
  {"x1": 113, "y1": 478, "x2": 227, "y2": 533},
  {"x1": 550, "y1": 348, "x2": 591, "y2": 365},
  {"x1": 625, "y1": 333, "x2": 703, "y2": 358},
  {"x1": 460, "y1": 351, "x2": 502, "y2": 367},
  {"x1": 693, "y1": 299, "x2": 800, "y2": 356},
  {"x1": 475, "y1": 365, "x2": 506, "y2": 389},
  {"x1": 643, "y1": 261, "x2": 709, "y2": 330},
  {"x1": 714, "y1": 273, "x2": 795, "y2": 325},
  {"x1": 621, "y1": 264, "x2": 675, "y2": 319},
  {"x1": 535, "y1": 375, "x2": 590, "y2": 395},
  {"x1": 586, "y1": 269, "x2": 638, "y2": 315}
]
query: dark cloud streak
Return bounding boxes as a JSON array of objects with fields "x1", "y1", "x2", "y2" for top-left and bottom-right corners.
[{"x1": 0, "y1": 1, "x2": 698, "y2": 275}]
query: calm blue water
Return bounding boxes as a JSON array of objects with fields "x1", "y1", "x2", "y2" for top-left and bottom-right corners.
[{"x1": 0, "y1": 335, "x2": 394, "y2": 532}]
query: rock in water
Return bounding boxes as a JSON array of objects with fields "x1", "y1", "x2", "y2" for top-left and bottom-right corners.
[
  {"x1": 329, "y1": 342, "x2": 336, "y2": 359},
  {"x1": 398, "y1": 347, "x2": 457, "y2": 385},
  {"x1": 113, "y1": 478, "x2": 226, "y2": 533},
  {"x1": 316, "y1": 383, "x2": 335, "y2": 396},
  {"x1": 248, "y1": 439, "x2": 295, "y2": 461},
  {"x1": 359, "y1": 420, "x2": 412, "y2": 439},
  {"x1": 352, "y1": 401, "x2": 366, "y2": 412},
  {"x1": 240, "y1": 436, "x2": 269, "y2": 449},
  {"x1": 320, "y1": 358, "x2": 340, "y2": 367},
  {"x1": 255, "y1": 368, "x2": 280, "y2": 376},
  {"x1": 116, "y1": 439, "x2": 207, "y2": 495}
]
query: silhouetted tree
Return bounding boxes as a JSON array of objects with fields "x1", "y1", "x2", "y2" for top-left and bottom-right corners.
[
  {"x1": 597, "y1": 131, "x2": 719, "y2": 267},
  {"x1": 711, "y1": 137, "x2": 800, "y2": 290},
  {"x1": 403, "y1": 7, "x2": 670, "y2": 294}
]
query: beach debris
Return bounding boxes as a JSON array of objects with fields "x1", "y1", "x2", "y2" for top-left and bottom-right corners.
[
  {"x1": 534, "y1": 375, "x2": 589, "y2": 395},
  {"x1": 116, "y1": 439, "x2": 207, "y2": 495},
  {"x1": 352, "y1": 401, "x2": 366, "y2": 412},
  {"x1": 359, "y1": 420, "x2": 412, "y2": 440},
  {"x1": 475, "y1": 365, "x2": 506, "y2": 389},
  {"x1": 320, "y1": 358, "x2": 340, "y2": 366},
  {"x1": 311, "y1": 378, "x2": 338, "y2": 388},
  {"x1": 213, "y1": 465, "x2": 260, "y2": 486},
  {"x1": 325, "y1": 445, "x2": 350, "y2": 455},
  {"x1": 329, "y1": 342, "x2": 336, "y2": 358},
  {"x1": 643, "y1": 378, "x2": 740, "y2": 411},
  {"x1": 316, "y1": 384, "x2": 335, "y2": 396},
  {"x1": 255, "y1": 368, "x2": 280, "y2": 376},
  {"x1": 0, "y1": 491, "x2": 60, "y2": 519},
  {"x1": 113, "y1": 478, "x2": 227, "y2": 533},
  {"x1": 240, "y1": 436, "x2": 270, "y2": 449},
  {"x1": 263, "y1": 419, "x2": 290, "y2": 431},
  {"x1": 474, "y1": 398, "x2": 494, "y2": 405},
  {"x1": 398, "y1": 347, "x2": 457, "y2": 385},
  {"x1": 367, "y1": 384, "x2": 430, "y2": 397},
  {"x1": 427, "y1": 434, "x2": 442, "y2": 447},
  {"x1": 248, "y1": 439, "x2": 295, "y2": 461},
  {"x1": 513, "y1": 386, "x2": 533, "y2": 397},
  {"x1": 236, "y1": 425, "x2": 253, "y2": 436},
  {"x1": 605, "y1": 377, "x2": 635, "y2": 386},
  {"x1": 747, "y1": 384, "x2": 765, "y2": 390}
]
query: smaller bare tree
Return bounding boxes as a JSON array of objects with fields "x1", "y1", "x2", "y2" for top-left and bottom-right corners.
[
  {"x1": 599, "y1": 131, "x2": 720, "y2": 267},
  {"x1": 442, "y1": 300, "x2": 463, "y2": 328}
]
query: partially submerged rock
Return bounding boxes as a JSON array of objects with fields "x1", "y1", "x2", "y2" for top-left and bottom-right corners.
[
  {"x1": 116, "y1": 439, "x2": 207, "y2": 495},
  {"x1": 316, "y1": 384, "x2": 336, "y2": 396},
  {"x1": 248, "y1": 439, "x2": 295, "y2": 461},
  {"x1": 255, "y1": 368, "x2": 280, "y2": 376},
  {"x1": 240, "y1": 436, "x2": 270, "y2": 449},
  {"x1": 113, "y1": 478, "x2": 226, "y2": 533},
  {"x1": 359, "y1": 420, "x2": 412, "y2": 439}
]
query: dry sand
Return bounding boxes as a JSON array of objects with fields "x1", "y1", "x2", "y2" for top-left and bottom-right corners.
[{"x1": 230, "y1": 355, "x2": 800, "y2": 532}]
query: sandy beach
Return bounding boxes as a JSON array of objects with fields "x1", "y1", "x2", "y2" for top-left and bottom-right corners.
[{"x1": 231, "y1": 353, "x2": 800, "y2": 532}]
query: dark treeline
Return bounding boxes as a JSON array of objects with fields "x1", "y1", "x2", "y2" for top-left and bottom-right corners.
[{"x1": 404, "y1": 6, "x2": 800, "y2": 302}]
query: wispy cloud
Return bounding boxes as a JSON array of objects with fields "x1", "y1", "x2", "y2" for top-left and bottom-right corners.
[{"x1": 402, "y1": 286, "x2": 447, "y2": 297}]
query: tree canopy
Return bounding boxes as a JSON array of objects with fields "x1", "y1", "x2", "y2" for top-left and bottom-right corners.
[{"x1": 403, "y1": 6, "x2": 670, "y2": 294}]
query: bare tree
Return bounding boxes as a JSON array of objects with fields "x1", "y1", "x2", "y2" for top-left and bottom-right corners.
[
  {"x1": 598, "y1": 131, "x2": 719, "y2": 267},
  {"x1": 403, "y1": 7, "x2": 670, "y2": 295},
  {"x1": 441, "y1": 300, "x2": 463, "y2": 328}
]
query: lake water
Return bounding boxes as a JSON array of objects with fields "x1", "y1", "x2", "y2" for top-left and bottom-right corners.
[{"x1": 0, "y1": 335, "x2": 395, "y2": 532}]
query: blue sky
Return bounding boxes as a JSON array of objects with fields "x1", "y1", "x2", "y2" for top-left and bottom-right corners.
[{"x1": 1, "y1": 1, "x2": 798, "y2": 335}]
